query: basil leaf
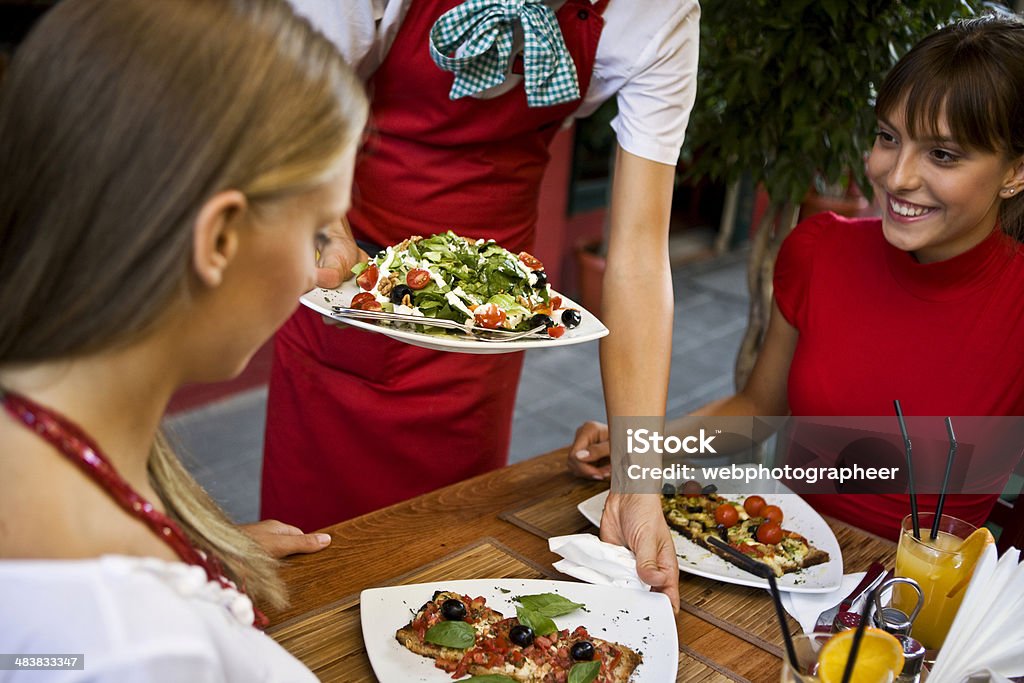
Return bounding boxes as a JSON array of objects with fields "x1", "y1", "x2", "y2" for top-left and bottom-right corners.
[
  {"x1": 568, "y1": 660, "x2": 601, "y2": 683},
  {"x1": 516, "y1": 606, "x2": 557, "y2": 636},
  {"x1": 461, "y1": 676, "x2": 518, "y2": 683},
  {"x1": 514, "y1": 593, "x2": 585, "y2": 618},
  {"x1": 423, "y1": 621, "x2": 475, "y2": 649}
]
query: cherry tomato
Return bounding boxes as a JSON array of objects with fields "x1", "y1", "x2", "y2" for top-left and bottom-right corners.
[
  {"x1": 761, "y1": 505, "x2": 784, "y2": 525},
  {"x1": 546, "y1": 325, "x2": 566, "y2": 338},
  {"x1": 356, "y1": 263, "x2": 378, "y2": 291},
  {"x1": 743, "y1": 495, "x2": 766, "y2": 517},
  {"x1": 350, "y1": 292, "x2": 376, "y2": 309},
  {"x1": 714, "y1": 503, "x2": 739, "y2": 528},
  {"x1": 680, "y1": 480, "x2": 703, "y2": 496},
  {"x1": 756, "y1": 521, "x2": 784, "y2": 545},
  {"x1": 518, "y1": 251, "x2": 543, "y2": 269},
  {"x1": 473, "y1": 303, "x2": 507, "y2": 329},
  {"x1": 406, "y1": 268, "x2": 431, "y2": 290},
  {"x1": 549, "y1": 296, "x2": 563, "y2": 311}
]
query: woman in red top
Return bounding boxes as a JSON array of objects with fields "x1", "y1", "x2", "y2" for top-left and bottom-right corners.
[{"x1": 572, "y1": 14, "x2": 1024, "y2": 541}]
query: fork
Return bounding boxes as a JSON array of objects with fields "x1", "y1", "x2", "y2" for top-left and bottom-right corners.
[{"x1": 330, "y1": 306, "x2": 549, "y2": 342}]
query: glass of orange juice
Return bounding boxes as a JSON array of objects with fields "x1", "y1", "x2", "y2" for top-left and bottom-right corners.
[
  {"x1": 780, "y1": 631, "x2": 903, "y2": 682},
  {"x1": 894, "y1": 512, "x2": 981, "y2": 651}
]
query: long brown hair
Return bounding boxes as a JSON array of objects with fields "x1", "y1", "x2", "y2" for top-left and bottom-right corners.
[
  {"x1": 875, "y1": 13, "x2": 1024, "y2": 240},
  {"x1": 0, "y1": 0, "x2": 367, "y2": 608}
]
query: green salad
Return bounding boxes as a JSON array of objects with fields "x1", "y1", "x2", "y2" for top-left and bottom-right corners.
[{"x1": 349, "y1": 231, "x2": 579, "y2": 336}]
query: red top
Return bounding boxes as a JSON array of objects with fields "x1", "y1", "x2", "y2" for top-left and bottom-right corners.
[{"x1": 773, "y1": 212, "x2": 1024, "y2": 539}]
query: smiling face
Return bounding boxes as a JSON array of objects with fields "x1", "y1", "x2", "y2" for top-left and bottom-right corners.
[{"x1": 867, "y1": 103, "x2": 1022, "y2": 264}]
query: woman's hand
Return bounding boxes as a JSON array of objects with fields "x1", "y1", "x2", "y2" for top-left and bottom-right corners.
[
  {"x1": 601, "y1": 493, "x2": 679, "y2": 611},
  {"x1": 240, "y1": 519, "x2": 332, "y2": 559},
  {"x1": 567, "y1": 420, "x2": 611, "y2": 480}
]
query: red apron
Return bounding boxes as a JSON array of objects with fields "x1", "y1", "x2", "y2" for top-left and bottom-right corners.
[{"x1": 262, "y1": 0, "x2": 609, "y2": 530}]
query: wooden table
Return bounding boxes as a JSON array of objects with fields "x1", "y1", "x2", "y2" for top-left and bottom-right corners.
[{"x1": 265, "y1": 450, "x2": 897, "y2": 682}]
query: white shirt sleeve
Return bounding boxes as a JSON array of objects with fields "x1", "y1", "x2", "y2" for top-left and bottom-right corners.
[
  {"x1": 286, "y1": 0, "x2": 409, "y2": 79},
  {"x1": 580, "y1": 0, "x2": 701, "y2": 166}
]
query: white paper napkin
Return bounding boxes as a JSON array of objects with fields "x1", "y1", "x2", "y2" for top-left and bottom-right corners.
[
  {"x1": 548, "y1": 534, "x2": 651, "y2": 591},
  {"x1": 928, "y1": 546, "x2": 1024, "y2": 683},
  {"x1": 779, "y1": 572, "x2": 866, "y2": 634}
]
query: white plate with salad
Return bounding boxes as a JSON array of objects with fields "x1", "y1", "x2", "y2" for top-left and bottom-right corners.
[
  {"x1": 361, "y1": 578, "x2": 677, "y2": 682},
  {"x1": 300, "y1": 232, "x2": 608, "y2": 354}
]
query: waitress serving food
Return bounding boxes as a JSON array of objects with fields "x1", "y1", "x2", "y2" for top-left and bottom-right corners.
[{"x1": 264, "y1": 0, "x2": 698, "y2": 606}]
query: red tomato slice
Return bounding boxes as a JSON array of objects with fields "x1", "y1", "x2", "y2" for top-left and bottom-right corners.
[
  {"x1": 714, "y1": 503, "x2": 739, "y2": 528},
  {"x1": 473, "y1": 303, "x2": 506, "y2": 329},
  {"x1": 756, "y1": 521, "x2": 784, "y2": 544},
  {"x1": 547, "y1": 325, "x2": 565, "y2": 338},
  {"x1": 761, "y1": 504, "x2": 784, "y2": 525},
  {"x1": 743, "y1": 495, "x2": 766, "y2": 517},
  {"x1": 549, "y1": 296, "x2": 562, "y2": 311},
  {"x1": 356, "y1": 263, "x2": 378, "y2": 291},
  {"x1": 518, "y1": 251, "x2": 543, "y2": 269},
  {"x1": 350, "y1": 292, "x2": 382, "y2": 311},
  {"x1": 406, "y1": 268, "x2": 431, "y2": 290}
]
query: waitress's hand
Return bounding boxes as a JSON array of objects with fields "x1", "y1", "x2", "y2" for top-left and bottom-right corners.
[
  {"x1": 600, "y1": 493, "x2": 679, "y2": 611},
  {"x1": 316, "y1": 217, "x2": 367, "y2": 289},
  {"x1": 240, "y1": 519, "x2": 332, "y2": 559},
  {"x1": 567, "y1": 420, "x2": 611, "y2": 480}
]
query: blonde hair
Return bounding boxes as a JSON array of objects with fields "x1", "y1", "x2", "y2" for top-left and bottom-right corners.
[{"x1": 0, "y1": 0, "x2": 368, "y2": 609}]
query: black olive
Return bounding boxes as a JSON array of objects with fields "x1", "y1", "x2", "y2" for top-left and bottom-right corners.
[
  {"x1": 509, "y1": 624, "x2": 534, "y2": 647},
  {"x1": 440, "y1": 598, "x2": 467, "y2": 621},
  {"x1": 528, "y1": 314, "x2": 555, "y2": 330},
  {"x1": 701, "y1": 484, "x2": 719, "y2": 495},
  {"x1": 686, "y1": 505, "x2": 704, "y2": 513},
  {"x1": 749, "y1": 525, "x2": 760, "y2": 539},
  {"x1": 716, "y1": 524, "x2": 728, "y2": 542},
  {"x1": 390, "y1": 284, "x2": 413, "y2": 305},
  {"x1": 661, "y1": 483, "x2": 677, "y2": 497},
  {"x1": 561, "y1": 309, "x2": 582, "y2": 329},
  {"x1": 570, "y1": 641, "x2": 595, "y2": 661},
  {"x1": 532, "y1": 270, "x2": 548, "y2": 289}
]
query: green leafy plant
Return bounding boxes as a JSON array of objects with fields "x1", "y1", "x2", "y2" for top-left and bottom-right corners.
[{"x1": 684, "y1": 0, "x2": 980, "y2": 207}]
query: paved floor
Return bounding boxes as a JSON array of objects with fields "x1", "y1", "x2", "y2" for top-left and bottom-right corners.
[{"x1": 163, "y1": 248, "x2": 750, "y2": 524}]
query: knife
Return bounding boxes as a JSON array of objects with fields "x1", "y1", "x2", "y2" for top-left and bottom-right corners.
[{"x1": 813, "y1": 561, "x2": 887, "y2": 633}]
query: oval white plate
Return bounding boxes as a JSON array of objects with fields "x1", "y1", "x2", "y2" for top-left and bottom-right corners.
[
  {"x1": 360, "y1": 578, "x2": 677, "y2": 682},
  {"x1": 577, "y1": 488, "x2": 844, "y2": 593},
  {"x1": 301, "y1": 283, "x2": 607, "y2": 355}
]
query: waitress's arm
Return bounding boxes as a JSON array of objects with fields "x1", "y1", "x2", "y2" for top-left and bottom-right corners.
[{"x1": 596, "y1": 145, "x2": 679, "y2": 609}]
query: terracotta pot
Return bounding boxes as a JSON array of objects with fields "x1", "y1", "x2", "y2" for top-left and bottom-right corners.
[
  {"x1": 799, "y1": 176, "x2": 878, "y2": 222},
  {"x1": 575, "y1": 240, "x2": 606, "y2": 319}
]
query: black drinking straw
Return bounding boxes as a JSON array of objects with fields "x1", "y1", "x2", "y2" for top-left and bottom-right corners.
[
  {"x1": 707, "y1": 536, "x2": 799, "y2": 674},
  {"x1": 839, "y1": 585, "x2": 881, "y2": 683},
  {"x1": 931, "y1": 417, "x2": 958, "y2": 540},
  {"x1": 893, "y1": 400, "x2": 921, "y2": 539}
]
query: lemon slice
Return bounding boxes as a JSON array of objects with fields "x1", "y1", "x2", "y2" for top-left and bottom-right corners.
[
  {"x1": 945, "y1": 526, "x2": 995, "y2": 598},
  {"x1": 816, "y1": 627, "x2": 905, "y2": 683}
]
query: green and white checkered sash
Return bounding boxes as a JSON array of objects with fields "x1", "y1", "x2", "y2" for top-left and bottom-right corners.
[{"x1": 429, "y1": 0, "x2": 581, "y2": 108}]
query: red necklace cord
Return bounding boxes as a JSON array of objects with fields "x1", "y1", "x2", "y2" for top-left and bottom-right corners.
[{"x1": 1, "y1": 388, "x2": 268, "y2": 628}]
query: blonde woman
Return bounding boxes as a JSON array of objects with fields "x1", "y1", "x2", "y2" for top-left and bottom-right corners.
[{"x1": 0, "y1": 0, "x2": 367, "y2": 679}]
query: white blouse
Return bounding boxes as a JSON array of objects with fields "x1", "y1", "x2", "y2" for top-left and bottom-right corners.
[
  {"x1": 0, "y1": 556, "x2": 315, "y2": 682},
  {"x1": 288, "y1": 0, "x2": 700, "y2": 166}
]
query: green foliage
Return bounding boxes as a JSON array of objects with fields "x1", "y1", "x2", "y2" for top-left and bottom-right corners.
[{"x1": 682, "y1": 0, "x2": 981, "y2": 206}]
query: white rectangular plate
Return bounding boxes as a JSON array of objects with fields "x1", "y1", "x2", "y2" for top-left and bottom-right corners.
[
  {"x1": 301, "y1": 282, "x2": 607, "y2": 355},
  {"x1": 577, "y1": 489, "x2": 843, "y2": 593},
  {"x1": 360, "y1": 578, "x2": 677, "y2": 682}
]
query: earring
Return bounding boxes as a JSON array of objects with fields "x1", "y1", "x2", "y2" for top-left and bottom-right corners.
[{"x1": 1004, "y1": 187, "x2": 1018, "y2": 197}]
